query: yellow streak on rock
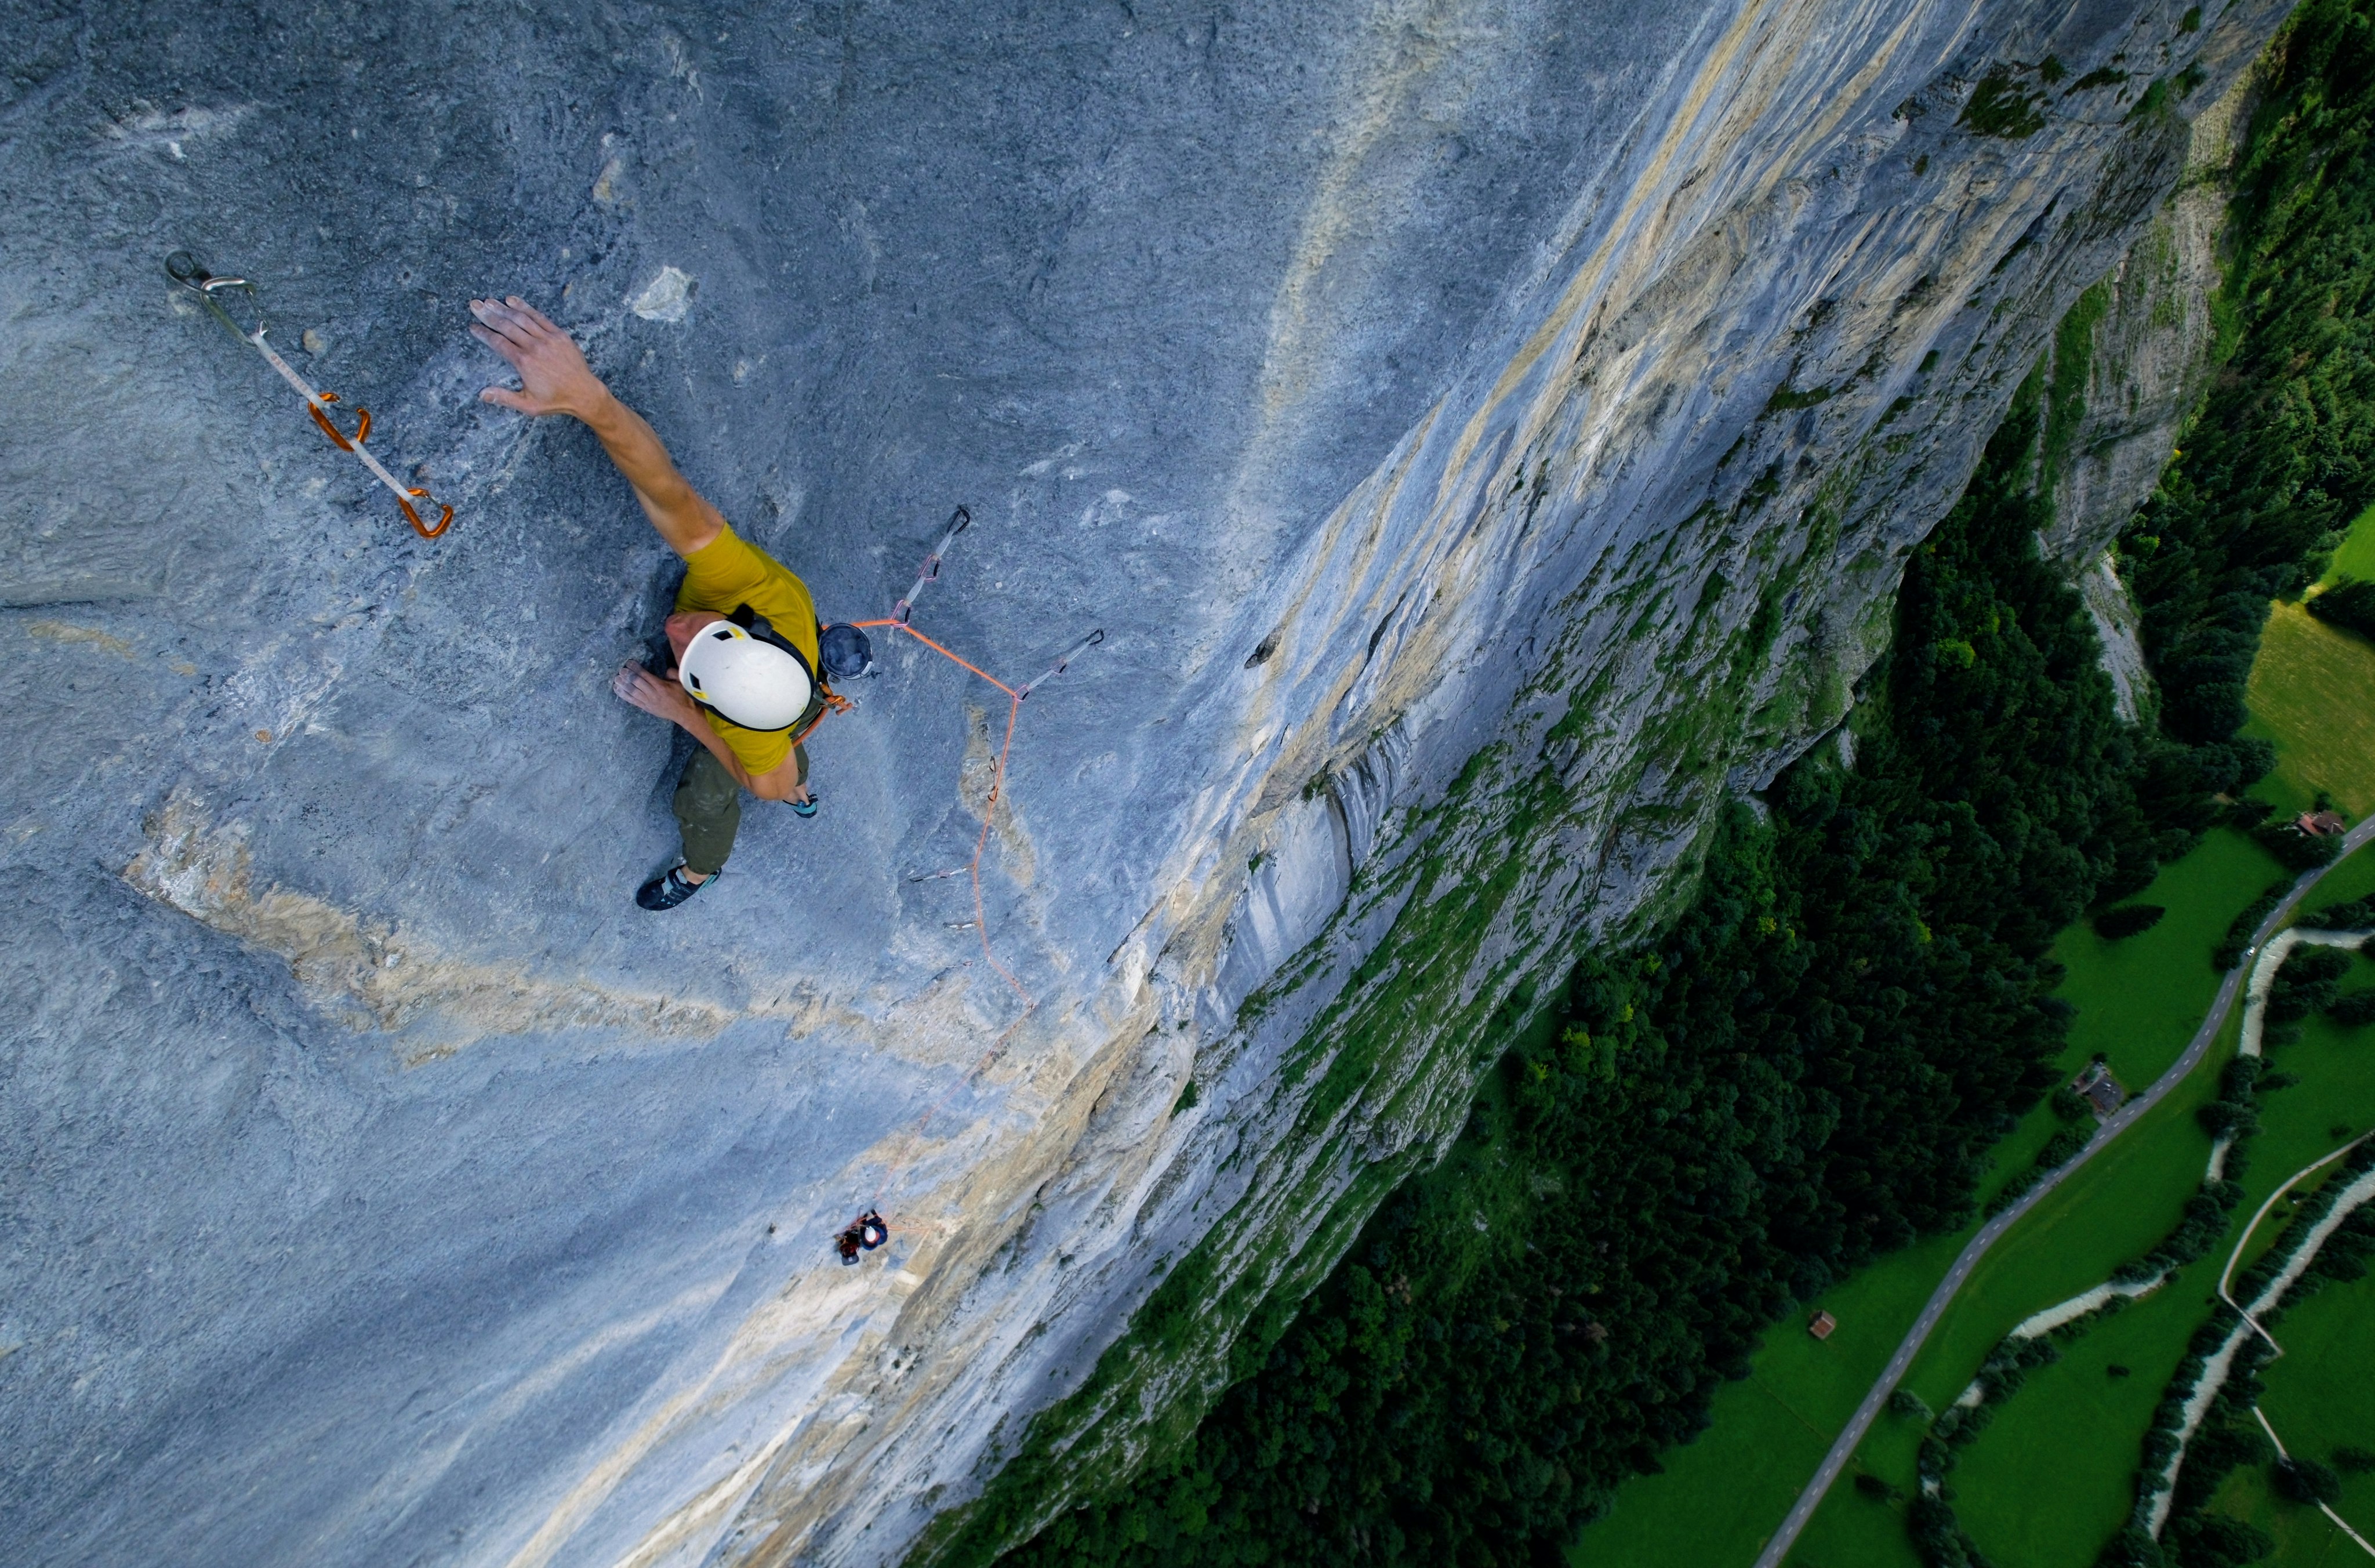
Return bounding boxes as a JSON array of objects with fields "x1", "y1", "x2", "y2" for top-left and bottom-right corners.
[
  {"x1": 960, "y1": 702, "x2": 1038, "y2": 887},
  {"x1": 122, "y1": 792, "x2": 796, "y2": 1059},
  {"x1": 25, "y1": 619, "x2": 136, "y2": 658},
  {"x1": 1447, "y1": 0, "x2": 1937, "y2": 488}
]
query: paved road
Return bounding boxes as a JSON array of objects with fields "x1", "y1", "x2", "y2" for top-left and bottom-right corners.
[{"x1": 1748, "y1": 817, "x2": 2375, "y2": 1568}]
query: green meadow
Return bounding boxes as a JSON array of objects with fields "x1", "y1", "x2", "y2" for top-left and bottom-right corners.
[
  {"x1": 2210, "y1": 1260, "x2": 2375, "y2": 1565},
  {"x1": 2245, "y1": 601, "x2": 2375, "y2": 818},
  {"x1": 1574, "y1": 832, "x2": 2289, "y2": 1568}
]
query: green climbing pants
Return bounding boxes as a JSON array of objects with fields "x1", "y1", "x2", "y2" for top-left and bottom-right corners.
[{"x1": 671, "y1": 743, "x2": 807, "y2": 876}]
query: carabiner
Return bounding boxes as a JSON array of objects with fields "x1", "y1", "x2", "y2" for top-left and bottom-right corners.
[
  {"x1": 307, "y1": 395, "x2": 371, "y2": 452},
  {"x1": 165, "y1": 250, "x2": 267, "y2": 342}
]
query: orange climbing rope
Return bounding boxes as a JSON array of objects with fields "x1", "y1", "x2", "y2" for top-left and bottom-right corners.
[
  {"x1": 166, "y1": 252, "x2": 455, "y2": 539},
  {"x1": 842, "y1": 610, "x2": 1102, "y2": 1002},
  {"x1": 852, "y1": 618, "x2": 1030, "y2": 1002}
]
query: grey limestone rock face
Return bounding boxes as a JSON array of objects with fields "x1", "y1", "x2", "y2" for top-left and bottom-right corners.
[
  {"x1": 0, "y1": 3, "x2": 2285, "y2": 1567},
  {"x1": 2039, "y1": 70, "x2": 2262, "y2": 721}
]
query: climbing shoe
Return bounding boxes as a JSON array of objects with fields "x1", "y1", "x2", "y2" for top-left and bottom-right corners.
[
  {"x1": 790, "y1": 789, "x2": 819, "y2": 820},
  {"x1": 636, "y1": 864, "x2": 712, "y2": 911}
]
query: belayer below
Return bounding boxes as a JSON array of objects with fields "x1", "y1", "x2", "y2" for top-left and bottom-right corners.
[
  {"x1": 836, "y1": 1210, "x2": 890, "y2": 1265},
  {"x1": 469, "y1": 296, "x2": 871, "y2": 910}
]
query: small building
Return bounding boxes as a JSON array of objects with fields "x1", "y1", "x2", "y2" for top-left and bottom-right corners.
[
  {"x1": 1809, "y1": 1310, "x2": 1837, "y2": 1341},
  {"x1": 2070, "y1": 1060, "x2": 2127, "y2": 1118},
  {"x1": 2296, "y1": 810, "x2": 2348, "y2": 837}
]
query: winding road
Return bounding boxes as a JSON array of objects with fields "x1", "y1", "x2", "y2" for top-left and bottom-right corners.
[{"x1": 1748, "y1": 816, "x2": 2375, "y2": 1568}]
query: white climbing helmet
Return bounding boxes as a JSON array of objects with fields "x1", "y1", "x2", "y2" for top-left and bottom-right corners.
[{"x1": 677, "y1": 619, "x2": 813, "y2": 731}]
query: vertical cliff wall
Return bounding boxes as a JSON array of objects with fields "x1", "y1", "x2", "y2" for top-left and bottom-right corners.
[
  {"x1": 0, "y1": 3, "x2": 2286, "y2": 1567},
  {"x1": 2043, "y1": 68, "x2": 2259, "y2": 720}
]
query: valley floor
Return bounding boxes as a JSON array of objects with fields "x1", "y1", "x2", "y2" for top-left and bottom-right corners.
[{"x1": 1574, "y1": 504, "x2": 2375, "y2": 1568}]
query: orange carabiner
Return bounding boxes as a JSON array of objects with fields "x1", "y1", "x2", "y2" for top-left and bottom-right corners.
[
  {"x1": 307, "y1": 397, "x2": 370, "y2": 452},
  {"x1": 398, "y1": 492, "x2": 455, "y2": 539}
]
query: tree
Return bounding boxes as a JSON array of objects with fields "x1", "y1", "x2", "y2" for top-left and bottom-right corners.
[
  {"x1": 1891, "y1": 1388, "x2": 1935, "y2": 1421},
  {"x1": 2268, "y1": 948, "x2": 2352, "y2": 1023},
  {"x1": 2308, "y1": 577, "x2": 2375, "y2": 641},
  {"x1": 2166, "y1": 1512, "x2": 2273, "y2": 1566},
  {"x1": 2327, "y1": 990, "x2": 2375, "y2": 1027},
  {"x1": 2253, "y1": 820, "x2": 2343, "y2": 870},
  {"x1": 2097, "y1": 1524, "x2": 2168, "y2": 1566},
  {"x1": 2274, "y1": 1456, "x2": 2343, "y2": 1505},
  {"x1": 2198, "y1": 1101, "x2": 2260, "y2": 1139},
  {"x1": 2096, "y1": 904, "x2": 2169, "y2": 939}
]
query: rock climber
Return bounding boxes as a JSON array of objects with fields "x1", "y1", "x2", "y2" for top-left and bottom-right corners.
[
  {"x1": 469, "y1": 295, "x2": 867, "y2": 910},
  {"x1": 836, "y1": 1210, "x2": 890, "y2": 1265}
]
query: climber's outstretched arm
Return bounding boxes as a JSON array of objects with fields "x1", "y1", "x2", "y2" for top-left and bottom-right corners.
[{"x1": 469, "y1": 295, "x2": 724, "y2": 558}]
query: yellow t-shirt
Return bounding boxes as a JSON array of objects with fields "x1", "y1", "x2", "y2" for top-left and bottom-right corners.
[{"x1": 675, "y1": 525, "x2": 822, "y2": 777}]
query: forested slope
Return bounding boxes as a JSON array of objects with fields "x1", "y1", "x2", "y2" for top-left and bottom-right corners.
[{"x1": 2126, "y1": 0, "x2": 2375, "y2": 773}]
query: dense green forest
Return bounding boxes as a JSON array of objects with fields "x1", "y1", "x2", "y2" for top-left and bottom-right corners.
[{"x1": 948, "y1": 5, "x2": 2375, "y2": 1564}]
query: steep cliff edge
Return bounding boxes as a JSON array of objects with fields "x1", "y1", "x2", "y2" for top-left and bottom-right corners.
[
  {"x1": 2044, "y1": 69, "x2": 2260, "y2": 721},
  {"x1": 0, "y1": 4, "x2": 2286, "y2": 1567}
]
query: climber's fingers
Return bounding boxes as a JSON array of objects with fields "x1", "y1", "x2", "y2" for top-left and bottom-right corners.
[
  {"x1": 611, "y1": 661, "x2": 652, "y2": 702},
  {"x1": 611, "y1": 660, "x2": 687, "y2": 720},
  {"x1": 469, "y1": 318, "x2": 532, "y2": 369},
  {"x1": 503, "y1": 295, "x2": 563, "y2": 336},
  {"x1": 470, "y1": 300, "x2": 603, "y2": 421},
  {"x1": 465, "y1": 306, "x2": 536, "y2": 358}
]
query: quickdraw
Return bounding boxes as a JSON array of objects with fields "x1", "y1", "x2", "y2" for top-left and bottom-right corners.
[{"x1": 165, "y1": 251, "x2": 454, "y2": 539}]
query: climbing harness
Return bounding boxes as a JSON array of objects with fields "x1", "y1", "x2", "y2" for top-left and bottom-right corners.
[
  {"x1": 165, "y1": 251, "x2": 455, "y2": 539},
  {"x1": 815, "y1": 508, "x2": 1102, "y2": 1266}
]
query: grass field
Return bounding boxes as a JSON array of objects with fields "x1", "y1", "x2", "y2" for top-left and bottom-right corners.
[
  {"x1": 2061, "y1": 829, "x2": 2292, "y2": 1083},
  {"x1": 1569, "y1": 1226, "x2": 1971, "y2": 1567},
  {"x1": 2302, "y1": 839, "x2": 2375, "y2": 919},
  {"x1": 2210, "y1": 1260, "x2": 2375, "y2": 1565},
  {"x1": 1826, "y1": 1028, "x2": 2235, "y2": 1568},
  {"x1": 1905, "y1": 580, "x2": 2375, "y2": 1566},
  {"x1": 1941, "y1": 985, "x2": 2375, "y2": 1566},
  {"x1": 2229, "y1": 983, "x2": 2375, "y2": 1281},
  {"x1": 1577, "y1": 500, "x2": 2375, "y2": 1568},
  {"x1": 2244, "y1": 601, "x2": 2375, "y2": 818},
  {"x1": 2314, "y1": 498, "x2": 2375, "y2": 589},
  {"x1": 1945, "y1": 1276, "x2": 2213, "y2": 1562},
  {"x1": 1577, "y1": 572, "x2": 2375, "y2": 1558}
]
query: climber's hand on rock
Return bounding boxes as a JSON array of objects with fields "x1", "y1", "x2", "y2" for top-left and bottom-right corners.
[
  {"x1": 612, "y1": 660, "x2": 696, "y2": 725},
  {"x1": 471, "y1": 296, "x2": 605, "y2": 419}
]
